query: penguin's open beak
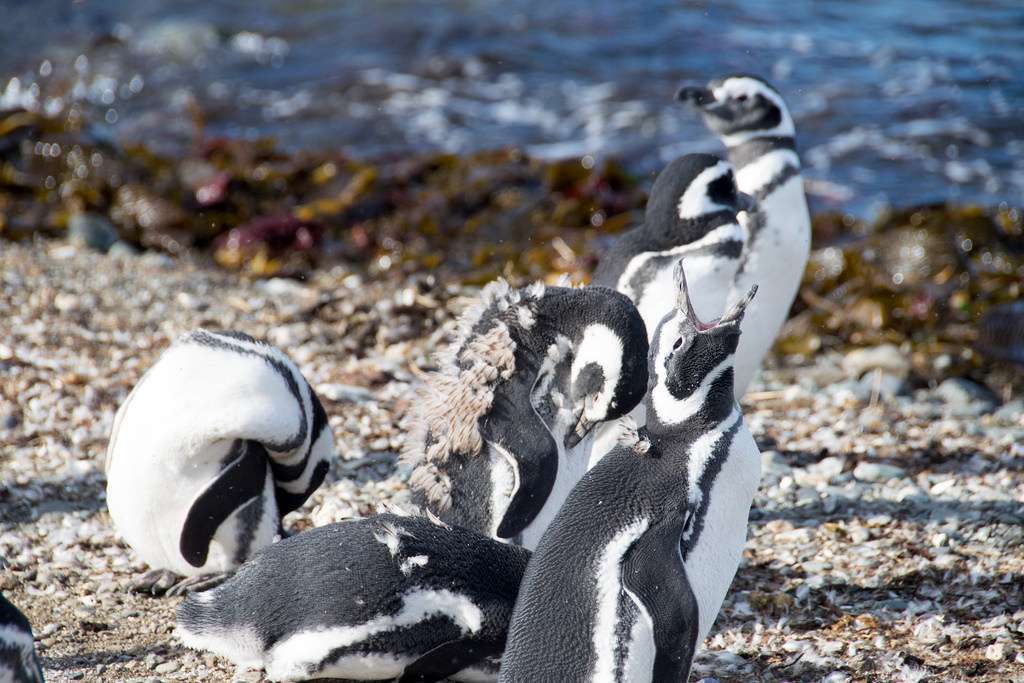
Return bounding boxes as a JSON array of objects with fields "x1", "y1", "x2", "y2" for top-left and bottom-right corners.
[
  {"x1": 676, "y1": 85, "x2": 714, "y2": 107},
  {"x1": 565, "y1": 409, "x2": 596, "y2": 449},
  {"x1": 720, "y1": 284, "x2": 759, "y2": 324},
  {"x1": 674, "y1": 260, "x2": 720, "y2": 332}
]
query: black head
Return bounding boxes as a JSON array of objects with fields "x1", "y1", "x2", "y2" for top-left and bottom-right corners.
[
  {"x1": 645, "y1": 153, "x2": 756, "y2": 231},
  {"x1": 647, "y1": 260, "x2": 757, "y2": 430},
  {"x1": 677, "y1": 74, "x2": 794, "y2": 141},
  {"x1": 535, "y1": 286, "x2": 649, "y2": 448}
]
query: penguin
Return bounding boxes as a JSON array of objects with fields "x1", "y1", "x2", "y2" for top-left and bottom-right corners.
[
  {"x1": 591, "y1": 152, "x2": 753, "y2": 339},
  {"x1": 175, "y1": 512, "x2": 529, "y2": 683},
  {"x1": 105, "y1": 329, "x2": 334, "y2": 594},
  {"x1": 0, "y1": 592, "x2": 44, "y2": 683},
  {"x1": 499, "y1": 261, "x2": 761, "y2": 683},
  {"x1": 402, "y1": 280, "x2": 648, "y2": 550},
  {"x1": 677, "y1": 74, "x2": 812, "y2": 398}
]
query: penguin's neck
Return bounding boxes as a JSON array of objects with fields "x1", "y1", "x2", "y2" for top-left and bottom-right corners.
[
  {"x1": 725, "y1": 135, "x2": 801, "y2": 200},
  {"x1": 646, "y1": 363, "x2": 737, "y2": 447}
]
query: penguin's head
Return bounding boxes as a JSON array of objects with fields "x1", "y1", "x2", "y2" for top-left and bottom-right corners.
[
  {"x1": 651, "y1": 260, "x2": 757, "y2": 407},
  {"x1": 645, "y1": 153, "x2": 756, "y2": 230},
  {"x1": 676, "y1": 74, "x2": 794, "y2": 143},
  {"x1": 562, "y1": 292, "x2": 649, "y2": 447}
]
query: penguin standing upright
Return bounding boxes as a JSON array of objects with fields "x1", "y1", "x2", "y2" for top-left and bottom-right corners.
[
  {"x1": 176, "y1": 513, "x2": 529, "y2": 683},
  {"x1": 500, "y1": 261, "x2": 761, "y2": 683},
  {"x1": 402, "y1": 280, "x2": 648, "y2": 549},
  {"x1": 105, "y1": 330, "x2": 334, "y2": 593},
  {"x1": 678, "y1": 75, "x2": 812, "y2": 397},
  {"x1": 0, "y1": 592, "x2": 44, "y2": 683}
]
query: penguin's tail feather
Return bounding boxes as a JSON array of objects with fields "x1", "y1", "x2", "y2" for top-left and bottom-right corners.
[{"x1": 175, "y1": 582, "x2": 265, "y2": 669}]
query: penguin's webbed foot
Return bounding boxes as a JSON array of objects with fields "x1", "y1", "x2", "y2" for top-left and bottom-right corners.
[
  {"x1": 131, "y1": 569, "x2": 230, "y2": 597},
  {"x1": 166, "y1": 571, "x2": 232, "y2": 597},
  {"x1": 130, "y1": 569, "x2": 180, "y2": 596}
]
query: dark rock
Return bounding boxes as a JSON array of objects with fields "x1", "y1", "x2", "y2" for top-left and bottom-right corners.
[{"x1": 68, "y1": 212, "x2": 119, "y2": 253}]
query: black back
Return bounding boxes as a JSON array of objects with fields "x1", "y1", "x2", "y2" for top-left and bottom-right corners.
[
  {"x1": 0, "y1": 592, "x2": 44, "y2": 683},
  {"x1": 178, "y1": 515, "x2": 529, "y2": 682}
]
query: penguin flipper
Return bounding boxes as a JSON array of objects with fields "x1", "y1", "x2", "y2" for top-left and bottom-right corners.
[
  {"x1": 179, "y1": 439, "x2": 268, "y2": 568},
  {"x1": 398, "y1": 639, "x2": 498, "y2": 683},
  {"x1": 621, "y1": 513, "x2": 700, "y2": 681},
  {"x1": 491, "y1": 410, "x2": 559, "y2": 540}
]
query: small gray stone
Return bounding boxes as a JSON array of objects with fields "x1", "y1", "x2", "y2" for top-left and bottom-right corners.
[
  {"x1": 853, "y1": 462, "x2": 906, "y2": 482},
  {"x1": 992, "y1": 399, "x2": 1023, "y2": 424},
  {"x1": 108, "y1": 241, "x2": 139, "y2": 258},
  {"x1": 318, "y1": 383, "x2": 374, "y2": 403},
  {"x1": 68, "y1": 212, "x2": 119, "y2": 253},
  {"x1": 935, "y1": 378, "x2": 997, "y2": 409},
  {"x1": 154, "y1": 661, "x2": 180, "y2": 674},
  {"x1": 842, "y1": 344, "x2": 910, "y2": 379},
  {"x1": 857, "y1": 370, "x2": 905, "y2": 399}
]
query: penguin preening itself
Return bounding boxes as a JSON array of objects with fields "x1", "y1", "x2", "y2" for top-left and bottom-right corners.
[
  {"x1": 591, "y1": 152, "x2": 754, "y2": 338},
  {"x1": 500, "y1": 262, "x2": 761, "y2": 683},
  {"x1": 176, "y1": 513, "x2": 529, "y2": 682},
  {"x1": 402, "y1": 280, "x2": 648, "y2": 549},
  {"x1": 677, "y1": 74, "x2": 812, "y2": 398},
  {"x1": 0, "y1": 592, "x2": 44, "y2": 683},
  {"x1": 105, "y1": 330, "x2": 334, "y2": 593}
]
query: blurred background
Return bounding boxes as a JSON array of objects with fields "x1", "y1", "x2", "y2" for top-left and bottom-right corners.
[{"x1": 1, "y1": 0, "x2": 1022, "y2": 380}]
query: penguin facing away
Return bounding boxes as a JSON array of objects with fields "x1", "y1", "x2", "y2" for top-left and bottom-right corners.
[
  {"x1": 402, "y1": 280, "x2": 648, "y2": 549},
  {"x1": 105, "y1": 330, "x2": 334, "y2": 592},
  {"x1": 499, "y1": 261, "x2": 761, "y2": 683},
  {"x1": 591, "y1": 152, "x2": 754, "y2": 339},
  {"x1": 677, "y1": 74, "x2": 812, "y2": 398},
  {"x1": 0, "y1": 592, "x2": 44, "y2": 683},
  {"x1": 175, "y1": 513, "x2": 530, "y2": 683}
]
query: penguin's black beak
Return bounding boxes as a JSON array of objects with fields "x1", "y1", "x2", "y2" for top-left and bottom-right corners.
[
  {"x1": 676, "y1": 85, "x2": 715, "y2": 107},
  {"x1": 564, "y1": 408, "x2": 596, "y2": 449},
  {"x1": 736, "y1": 191, "x2": 758, "y2": 214}
]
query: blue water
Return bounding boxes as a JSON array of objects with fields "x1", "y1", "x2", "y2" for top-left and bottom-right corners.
[{"x1": 2, "y1": 0, "x2": 1022, "y2": 216}]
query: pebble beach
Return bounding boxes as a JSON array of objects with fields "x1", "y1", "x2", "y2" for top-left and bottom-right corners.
[{"x1": 2, "y1": 241, "x2": 1021, "y2": 683}]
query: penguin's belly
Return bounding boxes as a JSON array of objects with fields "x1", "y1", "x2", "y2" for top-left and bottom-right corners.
[
  {"x1": 685, "y1": 431, "x2": 761, "y2": 644},
  {"x1": 731, "y1": 175, "x2": 810, "y2": 396},
  {"x1": 107, "y1": 441, "x2": 277, "y2": 575},
  {"x1": 518, "y1": 439, "x2": 579, "y2": 550},
  {"x1": 619, "y1": 588, "x2": 657, "y2": 683}
]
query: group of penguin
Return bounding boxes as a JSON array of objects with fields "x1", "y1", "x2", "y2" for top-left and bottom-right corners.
[{"x1": 1, "y1": 74, "x2": 811, "y2": 683}]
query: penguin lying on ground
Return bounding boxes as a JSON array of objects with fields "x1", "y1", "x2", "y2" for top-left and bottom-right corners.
[
  {"x1": 0, "y1": 592, "x2": 44, "y2": 683},
  {"x1": 500, "y1": 261, "x2": 761, "y2": 683},
  {"x1": 677, "y1": 74, "x2": 812, "y2": 398},
  {"x1": 402, "y1": 280, "x2": 648, "y2": 549},
  {"x1": 105, "y1": 330, "x2": 334, "y2": 595},
  {"x1": 176, "y1": 512, "x2": 529, "y2": 682}
]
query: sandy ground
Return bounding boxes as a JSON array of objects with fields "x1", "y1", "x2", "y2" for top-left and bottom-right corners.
[{"x1": 1, "y1": 242, "x2": 1022, "y2": 682}]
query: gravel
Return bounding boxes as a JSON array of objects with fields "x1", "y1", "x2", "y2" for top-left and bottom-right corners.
[{"x1": 2, "y1": 242, "x2": 1022, "y2": 682}]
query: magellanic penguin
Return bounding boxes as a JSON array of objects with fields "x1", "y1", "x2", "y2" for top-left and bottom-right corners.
[
  {"x1": 499, "y1": 261, "x2": 761, "y2": 683},
  {"x1": 105, "y1": 330, "x2": 334, "y2": 592},
  {"x1": 677, "y1": 74, "x2": 812, "y2": 397},
  {"x1": 402, "y1": 280, "x2": 648, "y2": 550},
  {"x1": 591, "y1": 152, "x2": 753, "y2": 338},
  {"x1": 0, "y1": 593, "x2": 44, "y2": 683},
  {"x1": 176, "y1": 512, "x2": 529, "y2": 683}
]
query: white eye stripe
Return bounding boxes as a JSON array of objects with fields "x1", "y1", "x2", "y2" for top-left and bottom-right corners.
[
  {"x1": 677, "y1": 160, "x2": 735, "y2": 218},
  {"x1": 571, "y1": 324, "x2": 624, "y2": 420}
]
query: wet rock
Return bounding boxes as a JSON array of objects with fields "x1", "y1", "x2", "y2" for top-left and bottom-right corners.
[
  {"x1": 68, "y1": 212, "x2": 119, "y2": 253},
  {"x1": 852, "y1": 462, "x2": 906, "y2": 482},
  {"x1": 841, "y1": 344, "x2": 910, "y2": 379}
]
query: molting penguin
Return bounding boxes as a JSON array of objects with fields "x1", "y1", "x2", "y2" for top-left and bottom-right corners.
[
  {"x1": 500, "y1": 262, "x2": 761, "y2": 683},
  {"x1": 591, "y1": 152, "x2": 753, "y2": 338},
  {"x1": 176, "y1": 513, "x2": 529, "y2": 682},
  {"x1": 0, "y1": 592, "x2": 44, "y2": 683},
  {"x1": 678, "y1": 74, "x2": 812, "y2": 397},
  {"x1": 402, "y1": 280, "x2": 648, "y2": 550},
  {"x1": 105, "y1": 330, "x2": 334, "y2": 593}
]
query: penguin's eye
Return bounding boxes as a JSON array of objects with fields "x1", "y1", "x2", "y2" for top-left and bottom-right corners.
[
  {"x1": 672, "y1": 338, "x2": 683, "y2": 350},
  {"x1": 736, "y1": 94, "x2": 748, "y2": 103}
]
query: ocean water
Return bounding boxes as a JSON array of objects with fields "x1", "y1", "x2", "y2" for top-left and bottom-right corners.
[{"x1": 2, "y1": 0, "x2": 1022, "y2": 216}]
